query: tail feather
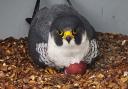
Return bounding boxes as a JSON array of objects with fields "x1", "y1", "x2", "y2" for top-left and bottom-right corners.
[
  {"x1": 32, "y1": 0, "x2": 40, "y2": 18},
  {"x1": 26, "y1": 0, "x2": 40, "y2": 24},
  {"x1": 67, "y1": 0, "x2": 72, "y2": 6},
  {"x1": 26, "y1": 0, "x2": 72, "y2": 24}
]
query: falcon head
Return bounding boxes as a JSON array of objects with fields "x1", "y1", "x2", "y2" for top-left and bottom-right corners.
[{"x1": 50, "y1": 15, "x2": 87, "y2": 46}]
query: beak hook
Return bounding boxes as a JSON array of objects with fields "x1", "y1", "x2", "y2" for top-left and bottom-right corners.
[{"x1": 66, "y1": 36, "x2": 71, "y2": 43}]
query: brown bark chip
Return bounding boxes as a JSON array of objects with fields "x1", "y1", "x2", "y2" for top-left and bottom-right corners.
[{"x1": 0, "y1": 33, "x2": 128, "y2": 89}]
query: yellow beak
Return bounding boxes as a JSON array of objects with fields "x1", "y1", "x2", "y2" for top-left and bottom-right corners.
[{"x1": 62, "y1": 31, "x2": 74, "y2": 43}]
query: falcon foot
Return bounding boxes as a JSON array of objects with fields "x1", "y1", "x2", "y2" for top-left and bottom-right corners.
[{"x1": 44, "y1": 67, "x2": 57, "y2": 74}]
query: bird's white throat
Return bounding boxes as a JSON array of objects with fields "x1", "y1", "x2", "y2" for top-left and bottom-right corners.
[{"x1": 47, "y1": 33, "x2": 90, "y2": 67}]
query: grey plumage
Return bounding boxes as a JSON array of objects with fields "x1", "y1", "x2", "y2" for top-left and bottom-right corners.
[{"x1": 28, "y1": 3, "x2": 99, "y2": 68}]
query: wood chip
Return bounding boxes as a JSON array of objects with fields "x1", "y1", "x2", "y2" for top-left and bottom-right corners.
[{"x1": 0, "y1": 32, "x2": 128, "y2": 88}]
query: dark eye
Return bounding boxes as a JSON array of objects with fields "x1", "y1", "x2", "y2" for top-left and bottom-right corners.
[
  {"x1": 72, "y1": 29, "x2": 77, "y2": 35},
  {"x1": 57, "y1": 30, "x2": 63, "y2": 36}
]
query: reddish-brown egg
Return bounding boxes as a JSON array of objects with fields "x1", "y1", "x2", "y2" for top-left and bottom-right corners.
[{"x1": 64, "y1": 61, "x2": 87, "y2": 75}]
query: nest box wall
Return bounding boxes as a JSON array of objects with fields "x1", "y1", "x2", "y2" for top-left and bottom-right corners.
[
  {"x1": 0, "y1": 0, "x2": 128, "y2": 39},
  {"x1": 0, "y1": 0, "x2": 36, "y2": 39}
]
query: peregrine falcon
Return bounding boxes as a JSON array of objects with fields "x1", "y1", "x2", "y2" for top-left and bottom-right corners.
[{"x1": 28, "y1": 0, "x2": 99, "y2": 69}]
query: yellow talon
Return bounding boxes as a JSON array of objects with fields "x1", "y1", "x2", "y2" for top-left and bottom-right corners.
[{"x1": 44, "y1": 67, "x2": 57, "y2": 74}]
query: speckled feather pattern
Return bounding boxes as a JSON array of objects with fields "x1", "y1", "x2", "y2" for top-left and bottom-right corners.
[
  {"x1": 84, "y1": 39, "x2": 99, "y2": 63},
  {"x1": 36, "y1": 43, "x2": 55, "y2": 67},
  {"x1": 35, "y1": 39, "x2": 99, "y2": 67}
]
